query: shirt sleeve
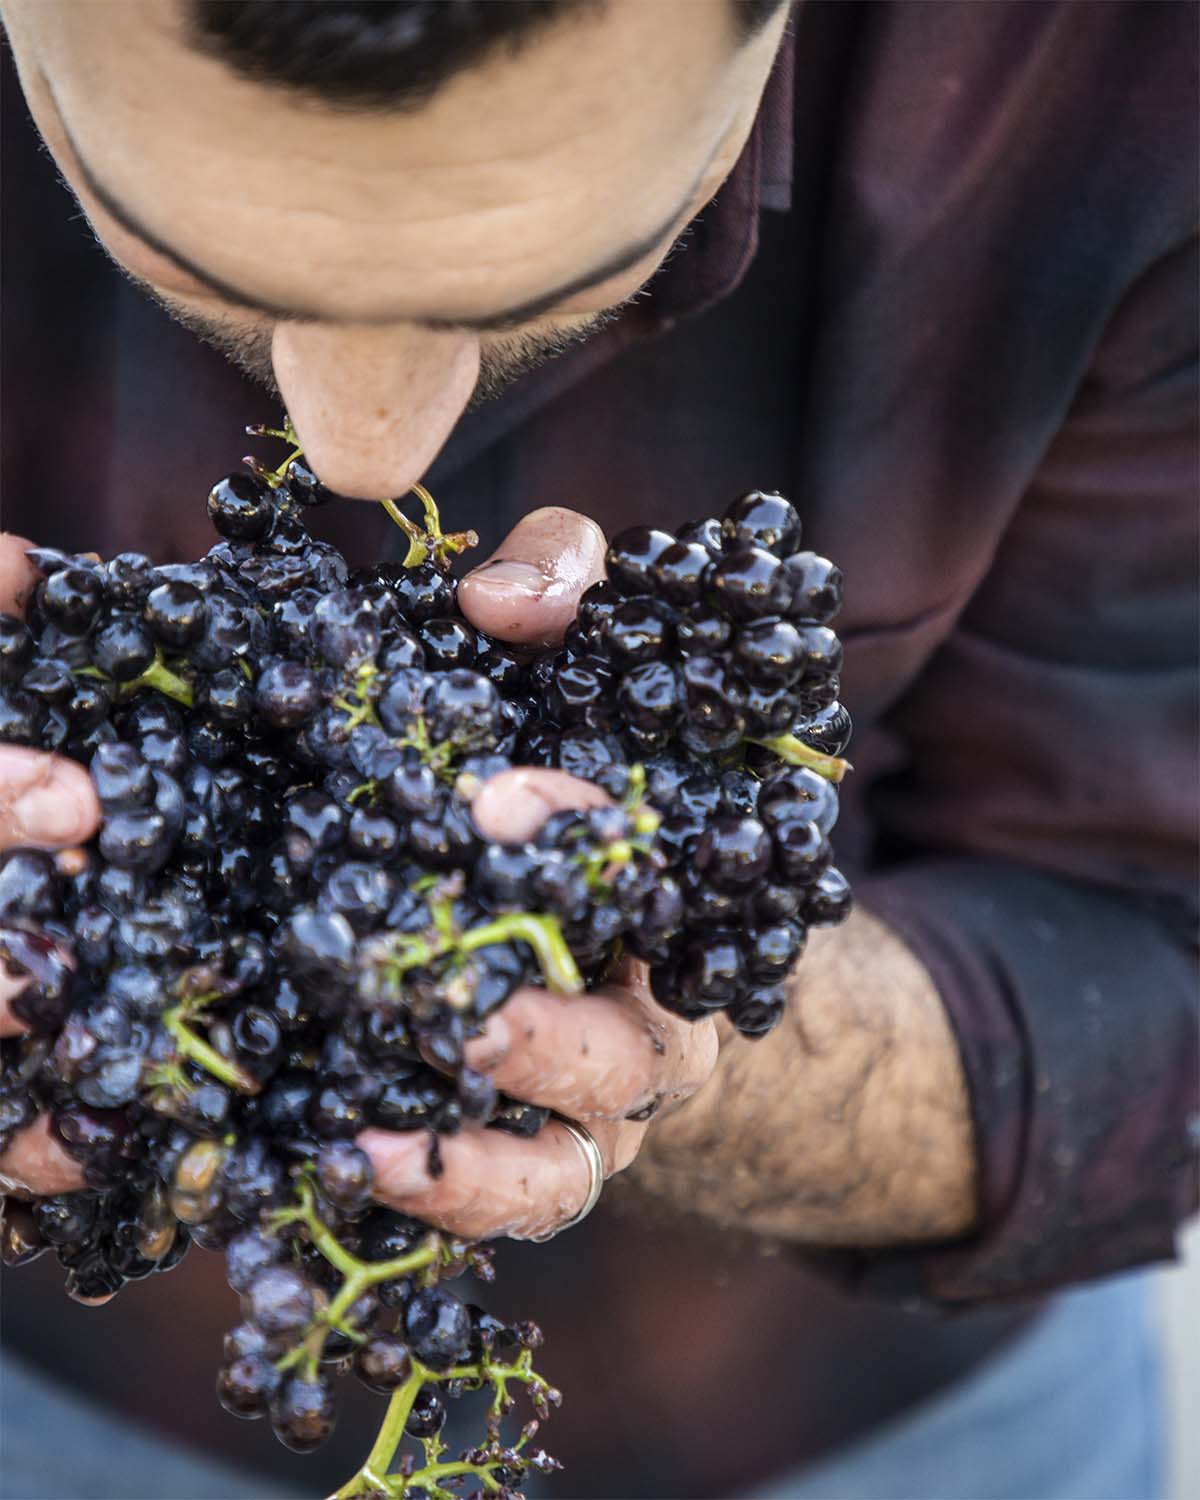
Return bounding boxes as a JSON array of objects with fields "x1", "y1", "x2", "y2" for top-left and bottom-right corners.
[{"x1": 838, "y1": 233, "x2": 1200, "y2": 1301}]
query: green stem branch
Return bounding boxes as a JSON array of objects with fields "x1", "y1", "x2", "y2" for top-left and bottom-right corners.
[
  {"x1": 162, "y1": 1010, "x2": 257, "y2": 1093},
  {"x1": 750, "y1": 734, "x2": 851, "y2": 783}
]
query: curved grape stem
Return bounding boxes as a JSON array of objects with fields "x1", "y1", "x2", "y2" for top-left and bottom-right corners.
[
  {"x1": 161, "y1": 1008, "x2": 258, "y2": 1094},
  {"x1": 749, "y1": 734, "x2": 851, "y2": 783},
  {"x1": 381, "y1": 485, "x2": 478, "y2": 570},
  {"x1": 372, "y1": 909, "x2": 582, "y2": 1000},
  {"x1": 77, "y1": 650, "x2": 194, "y2": 710}
]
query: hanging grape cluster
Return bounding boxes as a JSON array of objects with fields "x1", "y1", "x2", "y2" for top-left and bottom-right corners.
[{"x1": 0, "y1": 425, "x2": 850, "y2": 1499}]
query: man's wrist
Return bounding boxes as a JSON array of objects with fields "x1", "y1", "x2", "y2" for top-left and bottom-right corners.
[{"x1": 628, "y1": 910, "x2": 979, "y2": 1248}]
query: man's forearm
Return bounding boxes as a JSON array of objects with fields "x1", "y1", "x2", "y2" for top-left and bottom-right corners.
[{"x1": 631, "y1": 908, "x2": 979, "y2": 1246}]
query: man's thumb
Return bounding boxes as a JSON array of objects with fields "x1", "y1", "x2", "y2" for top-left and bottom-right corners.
[{"x1": 457, "y1": 506, "x2": 607, "y2": 649}]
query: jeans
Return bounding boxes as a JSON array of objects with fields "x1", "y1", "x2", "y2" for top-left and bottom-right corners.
[
  {"x1": 1, "y1": 1274, "x2": 1163, "y2": 1500},
  {"x1": 742, "y1": 1272, "x2": 1164, "y2": 1500}
]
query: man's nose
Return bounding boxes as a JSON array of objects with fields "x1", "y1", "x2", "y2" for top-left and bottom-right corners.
[{"x1": 271, "y1": 321, "x2": 480, "y2": 500}]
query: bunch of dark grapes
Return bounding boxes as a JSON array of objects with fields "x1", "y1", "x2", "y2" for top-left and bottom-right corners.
[{"x1": 0, "y1": 428, "x2": 849, "y2": 1500}]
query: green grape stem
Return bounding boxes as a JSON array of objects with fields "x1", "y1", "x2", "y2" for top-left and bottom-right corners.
[
  {"x1": 77, "y1": 651, "x2": 194, "y2": 709},
  {"x1": 374, "y1": 909, "x2": 582, "y2": 999},
  {"x1": 380, "y1": 485, "x2": 478, "y2": 570},
  {"x1": 750, "y1": 733, "x2": 851, "y2": 783},
  {"x1": 161, "y1": 1008, "x2": 257, "y2": 1094}
]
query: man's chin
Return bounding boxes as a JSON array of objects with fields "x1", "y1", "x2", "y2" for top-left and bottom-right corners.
[{"x1": 469, "y1": 311, "x2": 619, "y2": 408}]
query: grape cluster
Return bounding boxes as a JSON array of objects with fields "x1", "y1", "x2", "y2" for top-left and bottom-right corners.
[{"x1": 0, "y1": 428, "x2": 849, "y2": 1499}]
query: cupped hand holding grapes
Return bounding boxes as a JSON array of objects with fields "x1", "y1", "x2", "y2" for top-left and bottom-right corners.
[
  {"x1": 363, "y1": 507, "x2": 720, "y2": 1240},
  {"x1": 363, "y1": 767, "x2": 721, "y2": 1241},
  {"x1": 0, "y1": 532, "x2": 98, "y2": 1196}
]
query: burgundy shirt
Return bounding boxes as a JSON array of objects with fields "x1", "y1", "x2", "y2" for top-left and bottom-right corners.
[{"x1": 2, "y1": 4, "x2": 1197, "y2": 1495}]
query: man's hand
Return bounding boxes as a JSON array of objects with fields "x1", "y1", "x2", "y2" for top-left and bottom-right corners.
[
  {"x1": 378, "y1": 506, "x2": 978, "y2": 1249},
  {"x1": 0, "y1": 534, "x2": 98, "y2": 1196},
  {"x1": 363, "y1": 768, "x2": 719, "y2": 1240}
]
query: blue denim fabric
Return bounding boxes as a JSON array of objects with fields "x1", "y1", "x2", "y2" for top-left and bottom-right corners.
[{"x1": 740, "y1": 1274, "x2": 1164, "y2": 1500}]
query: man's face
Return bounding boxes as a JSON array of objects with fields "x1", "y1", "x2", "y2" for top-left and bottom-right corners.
[{"x1": 2, "y1": 0, "x2": 787, "y2": 498}]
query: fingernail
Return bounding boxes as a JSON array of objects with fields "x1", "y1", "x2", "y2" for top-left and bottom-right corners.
[
  {"x1": 464, "y1": 1014, "x2": 511, "y2": 1071},
  {"x1": 10, "y1": 777, "x2": 89, "y2": 844},
  {"x1": 466, "y1": 559, "x2": 551, "y2": 595},
  {"x1": 359, "y1": 1131, "x2": 432, "y2": 1198}
]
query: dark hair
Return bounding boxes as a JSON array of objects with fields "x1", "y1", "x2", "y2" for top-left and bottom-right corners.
[{"x1": 187, "y1": 0, "x2": 787, "y2": 111}]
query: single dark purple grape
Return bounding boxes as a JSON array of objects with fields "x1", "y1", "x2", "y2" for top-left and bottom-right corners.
[
  {"x1": 651, "y1": 540, "x2": 712, "y2": 607},
  {"x1": 373, "y1": 628, "x2": 423, "y2": 674},
  {"x1": 315, "y1": 1139, "x2": 374, "y2": 1212},
  {"x1": 771, "y1": 818, "x2": 833, "y2": 884},
  {"x1": 227, "y1": 1005, "x2": 282, "y2": 1081},
  {"x1": 33, "y1": 1193, "x2": 99, "y2": 1248},
  {"x1": 706, "y1": 545, "x2": 791, "y2": 622},
  {"x1": 41, "y1": 567, "x2": 104, "y2": 633},
  {"x1": 784, "y1": 552, "x2": 843, "y2": 624},
  {"x1": 675, "y1": 932, "x2": 745, "y2": 1010},
  {"x1": 67, "y1": 678, "x2": 113, "y2": 732},
  {"x1": 354, "y1": 1334, "x2": 413, "y2": 1393},
  {"x1": 285, "y1": 455, "x2": 333, "y2": 507},
  {"x1": 759, "y1": 765, "x2": 839, "y2": 836},
  {"x1": 98, "y1": 809, "x2": 172, "y2": 872},
  {"x1": 675, "y1": 516, "x2": 725, "y2": 555},
  {"x1": 616, "y1": 661, "x2": 682, "y2": 734},
  {"x1": 309, "y1": 1082, "x2": 366, "y2": 1138},
  {"x1": 0, "y1": 616, "x2": 34, "y2": 683},
  {"x1": 218, "y1": 1353, "x2": 282, "y2": 1420},
  {"x1": 245, "y1": 1265, "x2": 314, "y2": 1338},
  {"x1": 0, "y1": 687, "x2": 43, "y2": 745},
  {"x1": 270, "y1": 1375, "x2": 336, "y2": 1453},
  {"x1": 475, "y1": 636, "x2": 525, "y2": 690},
  {"x1": 745, "y1": 921, "x2": 806, "y2": 982},
  {"x1": 721, "y1": 491, "x2": 802, "y2": 556},
  {"x1": 190, "y1": 591, "x2": 267, "y2": 673},
  {"x1": 755, "y1": 880, "x2": 802, "y2": 922},
  {"x1": 90, "y1": 742, "x2": 154, "y2": 811},
  {"x1": 424, "y1": 669, "x2": 501, "y2": 747},
  {"x1": 225, "y1": 1228, "x2": 286, "y2": 1294},
  {"x1": 794, "y1": 624, "x2": 844, "y2": 683},
  {"x1": 404, "y1": 1386, "x2": 447, "y2": 1438},
  {"x1": 91, "y1": 616, "x2": 155, "y2": 682},
  {"x1": 408, "y1": 799, "x2": 478, "y2": 868},
  {"x1": 729, "y1": 985, "x2": 787, "y2": 1037},
  {"x1": 207, "y1": 472, "x2": 276, "y2": 541},
  {"x1": 257, "y1": 1071, "x2": 318, "y2": 1140},
  {"x1": 386, "y1": 562, "x2": 455, "y2": 624},
  {"x1": 346, "y1": 807, "x2": 401, "y2": 858},
  {"x1": 577, "y1": 578, "x2": 620, "y2": 637},
  {"x1": 312, "y1": 590, "x2": 382, "y2": 670},
  {"x1": 143, "y1": 581, "x2": 207, "y2": 649},
  {"x1": 0, "y1": 1201, "x2": 46, "y2": 1267},
  {"x1": 734, "y1": 617, "x2": 805, "y2": 686},
  {"x1": 605, "y1": 527, "x2": 675, "y2": 596},
  {"x1": 253, "y1": 659, "x2": 320, "y2": 729},
  {"x1": 606, "y1": 600, "x2": 675, "y2": 665},
  {"x1": 418, "y1": 616, "x2": 477, "y2": 671},
  {"x1": 0, "y1": 850, "x2": 58, "y2": 921},
  {"x1": 549, "y1": 655, "x2": 613, "y2": 724},
  {"x1": 804, "y1": 866, "x2": 853, "y2": 925},
  {"x1": 473, "y1": 844, "x2": 537, "y2": 907},
  {"x1": 744, "y1": 681, "x2": 799, "y2": 737},
  {"x1": 796, "y1": 700, "x2": 852, "y2": 757},
  {"x1": 104, "y1": 553, "x2": 155, "y2": 609}
]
